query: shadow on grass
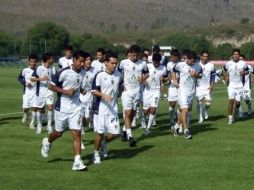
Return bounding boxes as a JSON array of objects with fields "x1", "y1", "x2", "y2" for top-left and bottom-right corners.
[
  {"x1": 0, "y1": 116, "x2": 21, "y2": 125},
  {"x1": 191, "y1": 123, "x2": 217, "y2": 135}
]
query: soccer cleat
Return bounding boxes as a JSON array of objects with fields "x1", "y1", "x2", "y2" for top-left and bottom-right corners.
[
  {"x1": 128, "y1": 137, "x2": 136, "y2": 147},
  {"x1": 172, "y1": 124, "x2": 179, "y2": 136},
  {"x1": 144, "y1": 129, "x2": 151, "y2": 136},
  {"x1": 184, "y1": 129, "x2": 192, "y2": 140},
  {"x1": 100, "y1": 140, "x2": 108, "y2": 158},
  {"x1": 121, "y1": 131, "x2": 128, "y2": 142},
  {"x1": 41, "y1": 138, "x2": 51, "y2": 158},
  {"x1": 72, "y1": 159, "x2": 87, "y2": 171},
  {"x1": 36, "y1": 124, "x2": 42, "y2": 134},
  {"x1": 93, "y1": 154, "x2": 101, "y2": 164},
  {"x1": 47, "y1": 125, "x2": 53, "y2": 134}
]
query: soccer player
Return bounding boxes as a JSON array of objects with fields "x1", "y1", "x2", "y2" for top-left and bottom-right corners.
[
  {"x1": 119, "y1": 45, "x2": 148, "y2": 146},
  {"x1": 18, "y1": 54, "x2": 38, "y2": 129},
  {"x1": 58, "y1": 45, "x2": 73, "y2": 69},
  {"x1": 239, "y1": 54, "x2": 253, "y2": 115},
  {"x1": 196, "y1": 51, "x2": 215, "y2": 123},
  {"x1": 91, "y1": 48, "x2": 106, "y2": 74},
  {"x1": 172, "y1": 51, "x2": 202, "y2": 139},
  {"x1": 79, "y1": 52, "x2": 96, "y2": 148},
  {"x1": 142, "y1": 53, "x2": 167, "y2": 135},
  {"x1": 167, "y1": 49, "x2": 181, "y2": 127},
  {"x1": 30, "y1": 52, "x2": 56, "y2": 134},
  {"x1": 223, "y1": 49, "x2": 249, "y2": 124},
  {"x1": 40, "y1": 51, "x2": 87, "y2": 171},
  {"x1": 92, "y1": 51, "x2": 123, "y2": 164}
]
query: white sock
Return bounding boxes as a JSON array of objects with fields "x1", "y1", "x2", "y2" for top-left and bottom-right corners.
[
  {"x1": 205, "y1": 103, "x2": 210, "y2": 113},
  {"x1": 31, "y1": 111, "x2": 36, "y2": 123},
  {"x1": 122, "y1": 126, "x2": 126, "y2": 132},
  {"x1": 197, "y1": 102, "x2": 202, "y2": 117},
  {"x1": 74, "y1": 155, "x2": 81, "y2": 162},
  {"x1": 37, "y1": 112, "x2": 42, "y2": 126},
  {"x1": 94, "y1": 150, "x2": 100, "y2": 156},
  {"x1": 126, "y1": 128, "x2": 132, "y2": 138},
  {"x1": 169, "y1": 106, "x2": 175, "y2": 121},
  {"x1": 47, "y1": 111, "x2": 53, "y2": 126},
  {"x1": 147, "y1": 114, "x2": 155, "y2": 129}
]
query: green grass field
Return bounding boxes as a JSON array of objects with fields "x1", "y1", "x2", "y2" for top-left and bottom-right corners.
[{"x1": 1, "y1": 67, "x2": 254, "y2": 190}]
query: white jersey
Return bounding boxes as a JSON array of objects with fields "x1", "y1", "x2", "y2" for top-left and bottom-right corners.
[
  {"x1": 52, "y1": 66, "x2": 83, "y2": 113},
  {"x1": 145, "y1": 64, "x2": 167, "y2": 91},
  {"x1": 244, "y1": 64, "x2": 253, "y2": 90},
  {"x1": 167, "y1": 61, "x2": 180, "y2": 86},
  {"x1": 196, "y1": 61, "x2": 215, "y2": 90},
  {"x1": 119, "y1": 59, "x2": 148, "y2": 93},
  {"x1": 91, "y1": 60, "x2": 105, "y2": 74},
  {"x1": 18, "y1": 67, "x2": 37, "y2": 95},
  {"x1": 58, "y1": 56, "x2": 73, "y2": 69},
  {"x1": 33, "y1": 64, "x2": 56, "y2": 97},
  {"x1": 223, "y1": 60, "x2": 248, "y2": 88},
  {"x1": 173, "y1": 61, "x2": 202, "y2": 94},
  {"x1": 92, "y1": 70, "x2": 123, "y2": 116},
  {"x1": 79, "y1": 67, "x2": 97, "y2": 103}
]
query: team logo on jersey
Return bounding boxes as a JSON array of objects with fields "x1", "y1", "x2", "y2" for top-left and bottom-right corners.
[
  {"x1": 111, "y1": 79, "x2": 114, "y2": 85},
  {"x1": 154, "y1": 70, "x2": 156, "y2": 74},
  {"x1": 133, "y1": 66, "x2": 136, "y2": 71},
  {"x1": 77, "y1": 78, "x2": 80, "y2": 84},
  {"x1": 155, "y1": 97, "x2": 159, "y2": 104}
]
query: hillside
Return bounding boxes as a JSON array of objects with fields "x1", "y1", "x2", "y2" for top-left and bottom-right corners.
[{"x1": 1, "y1": 0, "x2": 254, "y2": 36}]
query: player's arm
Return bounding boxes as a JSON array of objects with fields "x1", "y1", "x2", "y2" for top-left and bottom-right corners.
[
  {"x1": 30, "y1": 69, "x2": 48, "y2": 82},
  {"x1": 239, "y1": 65, "x2": 249, "y2": 76},
  {"x1": 17, "y1": 70, "x2": 26, "y2": 86},
  {"x1": 48, "y1": 71, "x2": 74, "y2": 96},
  {"x1": 91, "y1": 73, "x2": 112, "y2": 102}
]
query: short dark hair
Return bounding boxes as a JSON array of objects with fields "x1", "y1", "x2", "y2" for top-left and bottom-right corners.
[
  {"x1": 105, "y1": 50, "x2": 118, "y2": 62},
  {"x1": 170, "y1": 49, "x2": 180, "y2": 57},
  {"x1": 129, "y1": 45, "x2": 141, "y2": 53},
  {"x1": 232, "y1": 48, "x2": 241, "y2": 55},
  {"x1": 73, "y1": 50, "x2": 86, "y2": 60},
  {"x1": 182, "y1": 49, "x2": 190, "y2": 56},
  {"x1": 42, "y1": 52, "x2": 53, "y2": 63},
  {"x1": 65, "y1": 45, "x2": 73, "y2": 51},
  {"x1": 143, "y1": 48, "x2": 150, "y2": 54},
  {"x1": 96, "y1": 48, "x2": 106, "y2": 55},
  {"x1": 240, "y1": 54, "x2": 246, "y2": 59},
  {"x1": 201, "y1": 50, "x2": 209, "y2": 56},
  {"x1": 152, "y1": 52, "x2": 162, "y2": 62},
  {"x1": 153, "y1": 45, "x2": 160, "y2": 53},
  {"x1": 186, "y1": 51, "x2": 197, "y2": 60},
  {"x1": 83, "y1": 51, "x2": 92, "y2": 59},
  {"x1": 28, "y1": 54, "x2": 37, "y2": 61}
]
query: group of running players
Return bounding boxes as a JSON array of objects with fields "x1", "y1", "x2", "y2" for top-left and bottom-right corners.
[{"x1": 18, "y1": 45, "x2": 253, "y2": 171}]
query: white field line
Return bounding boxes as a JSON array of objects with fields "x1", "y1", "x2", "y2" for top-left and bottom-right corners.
[{"x1": 0, "y1": 112, "x2": 22, "y2": 117}]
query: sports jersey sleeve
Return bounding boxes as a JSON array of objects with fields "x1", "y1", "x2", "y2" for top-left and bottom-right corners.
[
  {"x1": 163, "y1": 66, "x2": 168, "y2": 78},
  {"x1": 142, "y1": 62, "x2": 149, "y2": 74},
  {"x1": 118, "y1": 60, "x2": 124, "y2": 73},
  {"x1": 58, "y1": 58, "x2": 63, "y2": 69},
  {"x1": 92, "y1": 73, "x2": 101, "y2": 91},
  {"x1": 17, "y1": 69, "x2": 26, "y2": 86},
  {"x1": 32, "y1": 68, "x2": 39, "y2": 78},
  {"x1": 51, "y1": 70, "x2": 64, "y2": 87}
]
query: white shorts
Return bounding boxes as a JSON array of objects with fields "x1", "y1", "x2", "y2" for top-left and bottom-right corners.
[
  {"x1": 227, "y1": 87, "x2": 243, "y2": 101},
  {"x1": 196, "y1": 88, "x2": 212, "y2": 102},
  {"x1": 94, "y1": 113, "x2": 120, "y2": 135},
  {"x1": 242, "y1": 88, "x2": 251, "y2": 101},
  {"x1": 143, "y1": 90, "x2": 160, "y2": 110},
  {"x1": 177, "y1": 89, "x2": 194, "y2": 109},
  {"x1": 34, "y1": 93, "x2": 54, "y2": 108},
  {"x1": 168, "y1": 86, "x2": 178, "y2": 102},
  {"x1": 81, "y1": 102, "x2": 92, "y2": 119},
  {"x1": 54, "y1": 110, "x2": 82, "y2": 132},
  {"x1": 121, "y1": 91, "x2": 140, "y2": 110},
  {"x1": 22, "y1": 93, "x2": 36, "y2": 109}
]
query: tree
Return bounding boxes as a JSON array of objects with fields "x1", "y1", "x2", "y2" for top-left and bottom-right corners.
[
  {"x1": 240, "y1": 42, "x2": 254, "y2": 59},
  {"x1": 135, "y1": 39, "x2": 152, "y2": 50},
  {"x1": 21, "y1": 21, "x2": 70, "y2": 56},
  {"x1": 215, "y1": 43, "x2": 233, "y2": 60},
  {"x1": 0, "y1": 32, "x2": 14, "y2": 56}
]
